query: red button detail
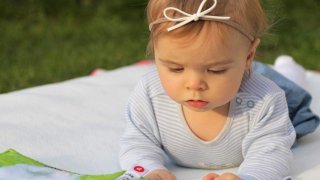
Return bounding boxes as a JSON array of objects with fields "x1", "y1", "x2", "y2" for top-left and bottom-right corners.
[{"x1": 134, "y1": 166, "x2": 145, "y2": 173}]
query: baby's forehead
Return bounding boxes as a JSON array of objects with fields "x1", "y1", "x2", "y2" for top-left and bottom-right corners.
[{"x1": 154, "y1": 27, "x2": 250, "y2": 64}]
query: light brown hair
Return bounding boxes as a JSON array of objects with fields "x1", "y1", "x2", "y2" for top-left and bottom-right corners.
[{"x1": 147, "y1": 0, "x2": 268, "y2": 56}]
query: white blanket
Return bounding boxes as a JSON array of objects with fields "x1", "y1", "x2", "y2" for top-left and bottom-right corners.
[{"x1": 0, "y1": 63, "x2": 319, "y2": 179}]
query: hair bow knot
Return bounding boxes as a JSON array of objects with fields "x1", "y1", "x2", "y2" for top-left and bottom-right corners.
[{"x1": 163, "y1": 0, "x2": 230, "y2": 31}]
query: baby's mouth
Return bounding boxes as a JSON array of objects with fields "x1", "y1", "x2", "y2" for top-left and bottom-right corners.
[{"x1": 186, "y1": 100, "x2": 209, "y2": 108}]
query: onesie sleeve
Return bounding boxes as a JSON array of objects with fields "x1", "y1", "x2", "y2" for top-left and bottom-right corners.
[
  {"x1": 238, "y1": 91, "x2": 296, "y2": 180},
  {"x1": 119, "y1": 79, "x2": 167, "y2": 172}
]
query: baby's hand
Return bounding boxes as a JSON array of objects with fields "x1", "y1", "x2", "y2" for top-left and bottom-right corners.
[
  {"x1": 202, "y1": 172, "x2": 240, "y2": 180},
  {"x1": 144, "y1": 169, "x2": 176, "y2": 180}
]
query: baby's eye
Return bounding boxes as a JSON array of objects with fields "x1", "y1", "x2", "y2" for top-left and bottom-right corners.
[
  {"x1": 207, "y1": 69, "x2": 227, "y2": 74},
  {"x1": 168, "y1": 67, "x2": 184, "y2": 73}
]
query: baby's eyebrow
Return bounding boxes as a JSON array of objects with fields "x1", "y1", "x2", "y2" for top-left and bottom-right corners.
[
  {"x1": 205, "y1": 59, "x2": 234, "y2": 66},
  {"x1": 158, "y1": 58, "x2": 182, "y2": 66}
]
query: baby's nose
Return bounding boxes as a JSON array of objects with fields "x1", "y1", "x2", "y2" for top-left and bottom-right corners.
[{"x1": 185, "y1": 74, "x2": 208, "y2": 91}]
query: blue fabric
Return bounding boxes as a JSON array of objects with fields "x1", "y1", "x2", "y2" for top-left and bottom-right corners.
[{"x1": 253, "y1": 61, "x2": 319, "y2": 139}]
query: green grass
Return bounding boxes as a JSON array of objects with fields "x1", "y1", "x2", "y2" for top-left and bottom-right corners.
[
  {"x1": 0, "y1": 0, "x2": 319, "y2": 93},
  {"x1": 259, "y1": 0, "x2": 320, "y2": 68}
]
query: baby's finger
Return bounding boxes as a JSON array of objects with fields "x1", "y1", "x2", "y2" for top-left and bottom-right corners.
[{"x1": 202, "y1": 173, "x2": 219, "y2": 180}]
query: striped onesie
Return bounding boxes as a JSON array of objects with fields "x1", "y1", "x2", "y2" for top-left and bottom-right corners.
[{"x1": 119, "y1": 67, "x2": 296, "y2": 180}]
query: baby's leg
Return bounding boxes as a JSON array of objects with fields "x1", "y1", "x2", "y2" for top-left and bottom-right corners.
[{"x1": 252, "y1": 60, "x2": 319, "y2": 140}]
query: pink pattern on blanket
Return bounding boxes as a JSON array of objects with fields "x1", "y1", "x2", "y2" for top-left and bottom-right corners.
[
  {"x1": 90, "y1": 60, "x2": 154, "y2": 76},
  {"x1": 135, "y1": 60, "x2": 154, "y2": 66},
  {"x1": 90, "y1": 68, "x2": 104, "y2": 76}
]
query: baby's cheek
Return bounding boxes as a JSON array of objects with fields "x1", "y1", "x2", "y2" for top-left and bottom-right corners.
[
  {"x1": 160, "y1": 74, "x2": 178, "y2": 89},
  {"x1": 163, "y1": 82, "x2": 178, "y2": 97}
]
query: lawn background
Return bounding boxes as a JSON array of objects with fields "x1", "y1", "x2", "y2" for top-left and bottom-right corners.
[{"x1": 0, "y1": 0, "x2": 319, "y2": 93}]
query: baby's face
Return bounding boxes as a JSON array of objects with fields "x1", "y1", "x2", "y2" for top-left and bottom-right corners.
[{"x1": 154, "y1": 28, "x2": 256, "y2": 112}]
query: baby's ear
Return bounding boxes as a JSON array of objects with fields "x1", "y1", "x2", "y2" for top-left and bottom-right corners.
[{"x1": 245, "y1": 38, "x2": 260, "y2": 69}]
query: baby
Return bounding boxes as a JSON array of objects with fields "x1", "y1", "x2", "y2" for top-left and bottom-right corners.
[{"x1": 119, "y1": 0, "x2": 310, "y2": 179}]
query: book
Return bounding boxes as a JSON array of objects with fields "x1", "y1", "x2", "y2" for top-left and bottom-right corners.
[{"x1": 0, "y1": 149, "x2": 130, "y2": 180}]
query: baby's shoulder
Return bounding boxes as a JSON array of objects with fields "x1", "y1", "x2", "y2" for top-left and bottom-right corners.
[
  {"x1": 239, "y1": 71, "x2": 284, "y2": 100},
  {"x1": 135, "y1": 67, "x2": 165, "y2": 98},
  {"x1": 235, "y1": 72, "x2": 288, "y2": 126}
]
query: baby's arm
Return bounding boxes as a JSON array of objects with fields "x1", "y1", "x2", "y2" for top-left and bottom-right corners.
[
  {"x1": 119, "y1": 80, "x2": 171, "y2": 178},
  {"x1": 238, "y1": 91, "x2": 296, "y2": 179}
]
